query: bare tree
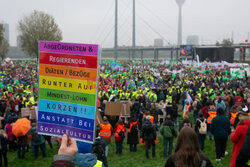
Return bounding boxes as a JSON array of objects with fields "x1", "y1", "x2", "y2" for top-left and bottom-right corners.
[
  {"x1": 0, "y1": 24, "x2": 3, "y2": 46},
  {"x1": 0, "y1": 38, "x2": 9, "y2": 61},
  {"x1": 18, "y1": 10, "x2": 62, "y2": 59}
]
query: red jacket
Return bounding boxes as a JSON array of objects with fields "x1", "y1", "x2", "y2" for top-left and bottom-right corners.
[
  {"x1": 230, "y1": 120, "x2": 250, "y2": 167},
  {"x1": 114, "y1": 124, "x2": 126, "y2": 142}
]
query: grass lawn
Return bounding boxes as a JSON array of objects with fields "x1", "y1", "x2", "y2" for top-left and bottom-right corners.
[
  {"x1": 7, "y1": 137, "x2": 233, "y2": 167},
  {"x1": 7, "y1": 113, "x2": 233, "y2": 166}
]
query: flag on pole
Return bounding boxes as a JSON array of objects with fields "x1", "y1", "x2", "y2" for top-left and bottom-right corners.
[{"x1": 183, "y1": 91, "x2": 193, "y2": 117}]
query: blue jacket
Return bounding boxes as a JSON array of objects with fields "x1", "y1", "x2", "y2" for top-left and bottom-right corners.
[{"x1": 211, "y1": 115, "x2": 231, "y2": 139}]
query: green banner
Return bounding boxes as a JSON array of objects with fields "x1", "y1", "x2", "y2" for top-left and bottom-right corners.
[{"x1": 39, "y1": 88, "x2": 96, "y2": 106}]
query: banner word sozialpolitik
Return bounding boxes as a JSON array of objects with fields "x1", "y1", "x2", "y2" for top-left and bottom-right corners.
[{"x1": 38, "y1": 41, "x2": 99, "y2": 143}]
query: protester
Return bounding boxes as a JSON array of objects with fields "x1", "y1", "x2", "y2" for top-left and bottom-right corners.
[
  {"x1": 193, "y1": 96, "x2": 201, "y2": 122},
  {"x1": 179, "y1": 115, "x2": 192, "y2": 132},
  {"x1": 230, "y1": 119, "x2": 250, "y2": 167},
  {"x1": 99, "y1": 116, "x2": 112, "y2": 157},
  {"x1": 127, "y1": 116, "x2": 139, "y2": 152},
  {"x1": 207, "y1": 105, "x2": 217, "y2": 140},
  {"x1": 165, "y1": 127, "x2": 213, "y2": 167},
  {"x1": 216, "y1": 98, "x2": 226, "y2": 111},
  {"x1": 195, "y1": 112, "x2": 207, "y2": 150},
  {"x1": 0, "y1": 129, "x2": 8, "y2": 167},
  {"x1": 30, "y1": 123, "x2": 46, "y2": 158},
  {"x1": 5, "y1": 120, "x2": 15, "y2": 151},
  {"x1": 141, "y1": 116, "x2": 157, "y2": 159},
  {"x1": 235, "y1": 127, "x2": 250, "y2": 167},
  {"x1": 211, "y1": 108, "x2": 231, "y2": 162},
  {"x1": 160, "y1": 115, "x2": 177, "y2": 157},
  {"x1": 114, "y1": 119, "x2": 126, "y2": 155},
  {"x1": 17, "y1": 135, "x2": 27, "y2": 159}
]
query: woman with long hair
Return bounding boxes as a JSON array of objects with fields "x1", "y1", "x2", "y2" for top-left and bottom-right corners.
[{"x1": 165, "y1": 127, "x2": 212, "y2": 167}]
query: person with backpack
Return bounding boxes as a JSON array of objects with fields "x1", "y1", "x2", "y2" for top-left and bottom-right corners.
[
  {"x1": 114, "y1": 119, "x2": 126, "y2": 154},
  {"x1": 160, "y1": 115, "x2": 177, "y2": 157},
  {"x1": 127, "y1": 116, "x2": 139, "y2": 152},
  {"x1": 195, "y1": 112, "x2": 207, "y2": 150},
  {"x1": 30, "y1": 123, "x2": 46, "y2": 158},
  {"x1": 141, "y1": 116, "x2": 157, "y2": 159}
]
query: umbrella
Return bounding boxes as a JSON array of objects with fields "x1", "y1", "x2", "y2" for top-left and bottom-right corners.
[{"x1": 12, "y1": 118, "x2": 31, "y2": 137}]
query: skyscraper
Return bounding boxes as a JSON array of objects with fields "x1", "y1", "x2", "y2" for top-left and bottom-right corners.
[{"x1": 175, "y1": 0, "x2": 185, "y2": 46}]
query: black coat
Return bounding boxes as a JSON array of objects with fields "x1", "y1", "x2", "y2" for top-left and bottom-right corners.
[
  {"x1": 0, "y1": 135, "x2": 8, "y2": 153},
  {"x1": 127, "y1": 118, "x2": 139, "y2": 145},
  {"x1": 17, "y1": 135, "x2": 27, "y2": 146}
]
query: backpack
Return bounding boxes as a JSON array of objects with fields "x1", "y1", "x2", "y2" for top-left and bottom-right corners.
[
  {"x1": 144, "y1": 124, "x2": 154, "y2": 139},
  {"x1": 118, "y1": 130, "x2": 125, "y2": 139},
  {"x1": 130, "y1": 123, "x2": 138, "y2": 134},
  {"x1": 31, "y1": 131, "x2": 41, "y2": 143},
  {"x1": 198, "y1": 119, "x2": 207, "y2": 134}
]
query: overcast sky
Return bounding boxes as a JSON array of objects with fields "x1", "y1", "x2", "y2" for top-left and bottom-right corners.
[{"x1": 1, "y1": 0, "x2": 250, "y2": 47}]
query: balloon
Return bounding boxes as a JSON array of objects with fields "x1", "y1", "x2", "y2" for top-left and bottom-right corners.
[
  {"x1": 118, "y1": 71, "x2": 120, "y2": 75},
  {"x1": 112, "y1": 74, "x2": 115, "y2": 79},
  {"x1": 110, "y1": 88, "x2": 113, "y2": 92},
  {"x1": 8, "y1": 86, "x2": 12, "y2": 91},
  {"x1": 203, "y1": 70, "x2": 206, "y2": 73},
  {"x1": 35, "y1": 83, "x2": 38, "y2": 87},
  {"x1": 190, "y1": 68, "x2": 193, "y2": 72},
  {"x1": 134, "y1": 63, "x2": 136, "y2": 66},
  {"x1": 226, "y1": 78, "x2": 229, "y2": 81},
  {"x1": 105, "y1": 70, "x2": 108, "y2": 74},
  {"x1": 241, "y1": 66, "x2": 245, "y2": 70},
  {"x1": 232, "y1": 76, "x2": 235, "y2": 80},
  {"x1": 15, "y1": 80, "x2": 19, "y2": 84},
  {"x1": 225, "y1": 70, "x2": 228, "y2": 73},
  {"x1": 222, "y1": 77, "x2": 225, "y2": 81},
  {"x1": 129, "y1": 70, "x2": 132, "y2": 75},
  {"x1": 208, "y1": 69, "x2": 211, "y2": 73},
  {"x1": 214, "y1": 78, "x2": 217, "y2": 82},
  {"x1": 114, "y1": 90, "x2": 118, "y2": 94}
]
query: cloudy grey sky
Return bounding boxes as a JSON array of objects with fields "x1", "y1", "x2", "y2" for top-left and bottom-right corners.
[{"x1": 1, "y1": 0, "x2": 250, "y2": 47}]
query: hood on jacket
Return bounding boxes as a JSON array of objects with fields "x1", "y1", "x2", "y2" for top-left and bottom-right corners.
[{"x1": 74, "y1": 153, "x2": 98, "y2": 167}]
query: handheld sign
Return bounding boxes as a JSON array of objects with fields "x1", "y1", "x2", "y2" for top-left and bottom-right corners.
[{"x1": 38, "y1": 41, "x2": 99, "y2": 143}]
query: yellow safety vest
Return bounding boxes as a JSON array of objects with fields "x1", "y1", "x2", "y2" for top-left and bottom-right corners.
[{"x1": 94, "y1": 160, "x2": 103, "y2": 167}]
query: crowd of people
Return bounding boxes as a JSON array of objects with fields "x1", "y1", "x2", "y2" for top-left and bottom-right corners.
[{"x1": 0, "y1": 59, "x2": 248, "y2": 167}]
